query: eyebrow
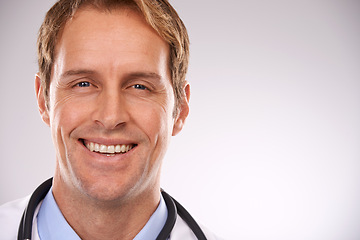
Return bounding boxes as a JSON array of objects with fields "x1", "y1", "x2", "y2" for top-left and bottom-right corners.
[
  {"x1": 126, "y1": 72, "x2": 162, "y2": 81},
  {"x1": 60, "y1": 69, "x2": 96, "y2": 79},
  {"x1": 60, "y1": 69, "x2": 162, "y2": 81}
]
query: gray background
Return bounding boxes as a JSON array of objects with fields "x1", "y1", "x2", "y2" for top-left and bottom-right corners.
[{"x1": 1, "y1": 0, "x2": 360, "y2": 239}]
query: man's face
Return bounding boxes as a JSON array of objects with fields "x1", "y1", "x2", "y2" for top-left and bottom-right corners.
[{"x1": 36, "y1": 7, "x2": 188, "y2": 202}]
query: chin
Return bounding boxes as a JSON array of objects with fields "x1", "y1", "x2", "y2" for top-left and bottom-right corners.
[{"x1": 75, "y1": 173, "x2": 143, "y2": 203}]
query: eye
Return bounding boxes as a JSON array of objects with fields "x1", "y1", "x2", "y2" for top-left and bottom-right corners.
[
  {"x1": 76, "y1": 81, "x2": 91, "y2": 87},
  {"x1": 133, "y1": 84, "x2": 148, "y2": 90}
]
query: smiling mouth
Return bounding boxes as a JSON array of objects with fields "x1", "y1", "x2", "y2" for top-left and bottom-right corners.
[{"x1": 80, "y1": 139, "x2": 136, "y2": 155}]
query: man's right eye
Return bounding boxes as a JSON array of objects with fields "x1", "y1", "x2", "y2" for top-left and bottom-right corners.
[{"x1": 76, "y1": 81, "x2": 91, "y2": 87}]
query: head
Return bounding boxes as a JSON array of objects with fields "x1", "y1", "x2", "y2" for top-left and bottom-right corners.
[
  {"x1": 35, "y1": 0, "x2": 190, "y2": 204},
  {"x1": 37, "y1": 0, "x2": 189, "y2": 116}
]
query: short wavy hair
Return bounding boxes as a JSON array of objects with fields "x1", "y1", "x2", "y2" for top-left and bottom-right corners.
[{"x1": 37, "y1": 0, "x2": 189, "y2": 113}]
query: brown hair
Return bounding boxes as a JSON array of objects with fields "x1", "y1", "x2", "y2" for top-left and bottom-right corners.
[{"x1": 37, "y1": 0, "x2": 189, "y2": 113}]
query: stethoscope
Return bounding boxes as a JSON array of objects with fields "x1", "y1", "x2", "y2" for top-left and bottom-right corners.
[{"x1": 18, "y1": 178, "x2": 207, "y2": 240}]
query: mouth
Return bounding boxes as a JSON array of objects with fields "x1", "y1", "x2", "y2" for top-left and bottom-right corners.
[{"x1": 80, "y1": 139, "x2": 137, "y2": 156}]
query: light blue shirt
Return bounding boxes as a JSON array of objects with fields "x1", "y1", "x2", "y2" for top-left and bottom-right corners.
[{"x1": 37, "y1": 188, "x2": 168, "y2": 240}]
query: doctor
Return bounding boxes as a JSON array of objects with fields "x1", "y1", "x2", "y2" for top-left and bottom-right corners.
[{"x1": 0, "y1": 0, "x2": 220, "y2": 239}]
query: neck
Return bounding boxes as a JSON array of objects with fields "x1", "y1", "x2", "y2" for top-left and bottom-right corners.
[{"x1": 52, "y1": 176, "x2": 161, "y2": 240}]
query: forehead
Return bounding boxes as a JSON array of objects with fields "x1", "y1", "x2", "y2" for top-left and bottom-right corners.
[
  {"x1": 54, "y1": 7, "x2": 170, "y2": 73},
  {"x1": 63, "y1": 5, "x2": 148, "y2": 35}
]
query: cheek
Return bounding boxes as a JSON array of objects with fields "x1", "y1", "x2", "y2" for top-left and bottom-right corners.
[
  {"x1": 49, "y1": 95, "x2": 90, "y2": 153},
  {"x1": 50, "y1": 90, "x2": 92, "y2": 127},
  {"x1": 131, "y1": 94, "x2": 175, "y2": 140},
  {"x1": 132, "y1": 99, "x2": 175, "y2": 163}
]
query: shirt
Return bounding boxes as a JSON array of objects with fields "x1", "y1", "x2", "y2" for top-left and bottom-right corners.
[{"x1": 37, "y1": 188, "x2": 168, "y2": 240}]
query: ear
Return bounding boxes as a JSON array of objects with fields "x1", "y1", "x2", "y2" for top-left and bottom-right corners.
[
  {"x1": 35, "y1": 73, "x2": 50, "y2": 126},
  {"x1": 172, "y1": 82, "x2": 190, "y2": 136}
]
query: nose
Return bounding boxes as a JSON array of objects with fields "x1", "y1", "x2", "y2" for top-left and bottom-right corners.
[{"x1": 92, "y1": 88, "x2": 130, "y2": 129}]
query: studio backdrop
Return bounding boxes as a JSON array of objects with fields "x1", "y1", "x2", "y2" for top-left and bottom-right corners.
[{"x1": 1, "y1": 1, "x2": 360, "y2": 239}]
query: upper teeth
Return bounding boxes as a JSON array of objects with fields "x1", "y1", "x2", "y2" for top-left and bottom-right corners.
[{"x1": 86, "y1": 142, "x2": 133, "y2": 154}]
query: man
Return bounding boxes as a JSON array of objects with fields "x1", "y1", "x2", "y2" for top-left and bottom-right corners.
[{"x1": 0, "y1": 0, "x2": 220, "y2": 239}]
